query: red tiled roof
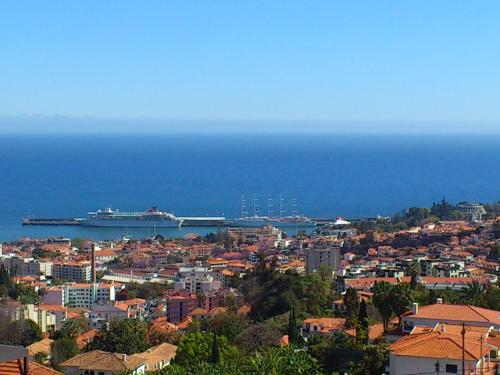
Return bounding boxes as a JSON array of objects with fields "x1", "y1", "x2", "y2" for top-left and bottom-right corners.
[
  {"x1": 390, "y1": 331, "x2": 494, "y2": 360},
  {"x1": 0, "y1": 360, "x2": 62, "y2": 375}
]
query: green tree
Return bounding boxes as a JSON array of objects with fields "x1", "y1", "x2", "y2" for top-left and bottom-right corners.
[
  {"x1": 357, "y1": 300, "x2": 369, "y2": 343},
  {"x1": 174, "y1": 332, "x2": 239, "y2": 367},
  {"x1": 372, "y1": 282, "x2": 393, "y2": 332},
  {"x1": 235, "y1": 322, "x2": 282, "y2": 353},
  {"x1": 205, "y1": 312, "x2": 248, "y2": 343},
  {"x1": 33, "y1": 351, "x2": 49, "y2": 365},
  {"x1": 210, "y1": 333, "x2": 220, "y2": 364},
  {"x1": 349, "y1": 343, "x2": 390, "y2": 375},
  {"x1": 461, "y1": 281, "x2": 487, "y2": 307},
  {"x1": 389, "y1": 283, "x2": 414, "y2": 324},
  {"x1": 485, "y1": 285, "x2": 500, "y2": 310},
  {"x1": 247, "y1": 346, "x2": 321, "y2": 375},
  {"x1": 0, "y1": 319, "x2": 43, "y2": 346},
  {"x1": 287, "y1": 308, "x2": 298, "y2": 346},
  {"x1": 61, "y1": 317, "x2": 90, "y2": 338},
  {"x1": 91, "y1": 319, "x2": 148, "y2": 354},
  {"x1": 343, "y1": 288, "x2": 360, "y2": 320},
  {"x1": 51, "y1": 336, "x2": 80, "y2": 371}
]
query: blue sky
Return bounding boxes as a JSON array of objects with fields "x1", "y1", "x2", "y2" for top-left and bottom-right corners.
[{"x1": 1, "y1": 1, "x2": 500, "y2": 133}]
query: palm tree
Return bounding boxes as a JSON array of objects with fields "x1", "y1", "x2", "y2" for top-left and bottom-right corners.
[
  {"x1": 389, "y1": 283, "x2": 414, "y2": 324},
  {"x1": 461, "y1": 281, "x2": 486, "y2": 307},
  {"x1": 372, "y1": 282, "x2": 393, "y2": 332}
]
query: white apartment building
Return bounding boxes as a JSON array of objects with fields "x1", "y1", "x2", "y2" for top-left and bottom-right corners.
[
  {"x1": 43, "y1": 283, "x2": 116, "y2": 308},
  {"x1": 52, "y1": 262, "x2": 91, "y2": 282},
  {"x1": 174, "y1": 267, "x2": 221, "y2": 293}
]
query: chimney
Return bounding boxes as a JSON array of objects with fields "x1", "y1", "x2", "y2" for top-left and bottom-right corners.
[
  {"x1": 22, "y1": 355, "x2": 29, "y2": 375},
  {"x1": 121, "y1": 354, "x2": 127, "y2": 362},
  {"x1": 436, "y1": 298, "x2": 443, "y2": 304},
  {"x1": 91, "y1": 243, "x2": 96, "y2": 283},
  {"x1": 412, "y1": 302, "x2": 418, "y2": 315}
]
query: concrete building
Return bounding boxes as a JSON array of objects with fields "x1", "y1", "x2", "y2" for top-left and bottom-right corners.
[
  {"x1": 43, "y1": 283, "x2": 116, "y2": 308},
  {"x1": 173, "y1": 267, "x2": 221, "y2": 293},
  {"x1": 2, "y1": 256, "x2": 53, "y2": 277},
  {"x1": 457, "y1": 203, "x2": 487, "y2": 222},
  {"x1": 53, "y1": 262, "x2": 91, "y2": 282},
  {"x1": 305, "y1": 245, "x2": 340, "y2": 274}
]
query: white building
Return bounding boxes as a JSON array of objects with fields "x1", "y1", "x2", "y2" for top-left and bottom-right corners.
[
  {"x1": 43, "y1": 283, "x2": 117, "y2": 308},
  {"x1": 174, "y1": 267, "x2": 221, "y2": 293},
  {"x1": 53, "y1": 261, "x2": 91, "y2": 282},
  {"x1": 389, "y1": 325, "x2": 497, "y2": 375}
]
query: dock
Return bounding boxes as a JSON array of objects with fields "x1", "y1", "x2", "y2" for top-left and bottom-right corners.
[
  {"x1": 178, "y1": 217, "x2": 227, "y2": 226},
  {"x1": 22, "y1": 217, "x2": 228, "y2": 227},
  {"x1": 22, "y1": 218, "x2": 82, "y2": 226}
]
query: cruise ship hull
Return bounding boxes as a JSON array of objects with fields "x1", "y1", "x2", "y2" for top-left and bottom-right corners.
[{"x1": 81, "y1": 218, "x2": 182, "y2": 228}]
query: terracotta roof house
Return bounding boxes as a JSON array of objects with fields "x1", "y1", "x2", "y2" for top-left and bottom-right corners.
[
  {"x1": 302, "y1": 317, "x2": 347, "y2": 336},
  {"x1": 345, "y1": 323, "x2": 385, "y2": 342},
  {"x1": 401, "y1": 302, "x2": 500, "y2": 333},
  {"x1": 190, "y1": 307, "x2": 209, "y2": 320},
  {"x1": 237, "y1": 304, "x2": 251, "y2": 316},
  {"x1": 75, "y1": 329, "x2": 98, "y2": 350},
  {"x1": 26, "y1": 338, "x2": 53, "y2": 358},
  {"x1": 0, "y1": 345, "x2": 61, "y2": 375},
  {"x1": 130, "y1": 343, "x2": 177, "y2": 372},
  {"x1": 60, "y1": 350, "x2": 145, "y2": 375},
  {"x1": 389, "y1": 328, "x2": 498, "y2": 375},
  {"x1": 0, "y1": 361, "x2": 62, "y2": 375}
]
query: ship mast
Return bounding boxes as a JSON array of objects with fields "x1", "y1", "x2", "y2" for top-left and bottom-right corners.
[
  {"x1": 279, "y1": 194, "x2": 286, "y2": 218},
  {"x1": 241, "y1": 194, "x2": 248, "y2": 219},
  {"x1": 253, "y1": 193, "x2": 259, "y2": 217},
  {"x1": 267, "y1": 195, "x2": 273, "y2": 218},
  {"x1": 292, "y1": 196, "x2": 298, "y2": 216}
]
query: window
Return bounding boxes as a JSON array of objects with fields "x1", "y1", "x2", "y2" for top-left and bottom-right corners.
[{"x1": 445, "y1": 364, "x2": 458, "y2": 373}]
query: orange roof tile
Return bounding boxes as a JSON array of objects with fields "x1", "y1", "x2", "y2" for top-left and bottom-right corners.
[
  {"x1": 0, "y1": 360, "x2": 62, "y2": 375},
  {"x1": 390, "y1": 331, "x2": 494, "y2": 360},
  {"x1": 406, "y1": 303, "x2": 500, "y2": 326}
]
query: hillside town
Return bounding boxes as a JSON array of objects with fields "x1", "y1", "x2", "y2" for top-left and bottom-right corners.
[{"x1": 1, "y1": 201, "x2": 499, "y2": 374}]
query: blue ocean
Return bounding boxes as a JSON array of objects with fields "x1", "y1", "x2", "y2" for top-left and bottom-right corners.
[{"x1": 0, "y1": 134, "x2": 498, "y2": 241}]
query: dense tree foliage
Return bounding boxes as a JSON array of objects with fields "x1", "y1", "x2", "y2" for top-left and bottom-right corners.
[
  {"x1": 0, "y1": 265, "x2": 39, "y2": 304},
  {"x1": 242, "y1": 254, "x2": 333, "y2": 321},
  {"x1": 91, "y1": 319, "x2": 148, "y2": 354},
  {"x1": 372, "y1": 282, "x2": 394, "y2": 331},
  {"x1": 201, "y1": 312, "x2": 248, "y2": 343},
  {"x1": 173, "y1": 332, "x2": 239, "y2": 367},
  {"x1": 0, "y1": 317, "x2": 43, "y2": 346},
  {"x1": 144, "y1": 346, "x2": 321, "y2": 375},
  {"x1": 124, "y1": 282, "x2": 169, "y2": 299},
  {"x1": 51, "y1": 336, "x2": 80, "y2": 371}
]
